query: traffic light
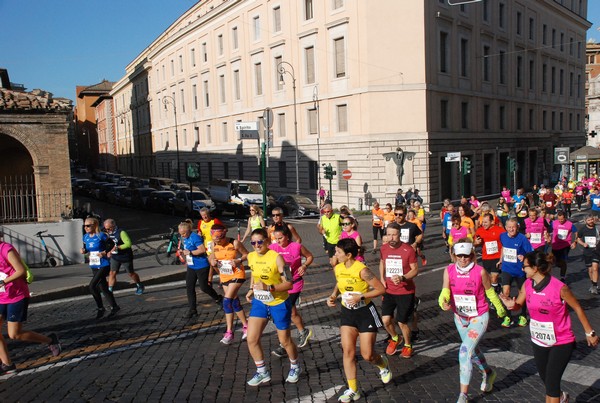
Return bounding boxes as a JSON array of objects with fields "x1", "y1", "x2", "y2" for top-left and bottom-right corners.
[
  {"x1": 508, "y1": 157, "x2": 517, "y2": 173},
  {"x1": 462, "y1": 158, "x2": 472, "y2": 175},
  {"x1": 324, "y1": 164, "x2": 336, "y2": 180}
]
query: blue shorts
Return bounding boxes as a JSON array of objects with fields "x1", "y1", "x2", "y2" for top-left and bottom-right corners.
[
  {"x1": 0, "y1": 298, "x2": 29, "y2": 322},
  {"x1": 250, "y1": 298, "x2": 292, "y2": 330}
]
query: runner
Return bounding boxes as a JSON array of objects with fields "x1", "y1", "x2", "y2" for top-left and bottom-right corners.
[
  {"x1": 103, "y1": 219, "x2": 144, "y2": 295},
  {"x1": 575, "y1": 182, "x2": 586, "y2": 211},
  {"x1": 339, "y1": 216, "x2": 365, "y2": 262},
  {"x1": 380, "y1": 222, "x2": 419, "y2": 359},
  {"x1": 587, "y1": 187, "x2": 600, "y2": 223},
  {"x1": 561, "y1": 188, "x2": 574, "y2": 218},
  {"x1": 496, "y1": 196, "x2": 510, "y2": 228},
  {"x1": 317, "y1": 204, "x2": 342, "y2": 268},
  {"x1": 371, "y1": 202, "x2": 384, "y2": 254},
  {"x1": 441, "y1": 203, "x2": 455, "y2": 254},
  {"x1": 407, "y1": 209, "x2": 426, "y2": 266},
  {"x1": 542, "y1": 189, "x2": 558, "y2": 219},
  {"x1": 524, "y1": 208, "x2": 548, "y2": 252},
  {"x1": 245, "y1": 228, "x2": 300, "y2": 386},
  {"x1": 197, "y1": 208, "x2": 223, "y2": 254},
  {"x1": 551, "y1": 211, "x2": 578, "y2": 283},
  {"x1": 438, "y1": 240, "x2": 506, "y2": 403},
  {"x1": 501, "y1": 250, "x2": 599, "y2": 403},
  {"x1": 208, "y1": 224, "x2": 249, "y2": 344},
  {"x1": 474, "y1": 213, "x2": 505, "y2": 294},
  {"x1": 269, "y1": 226, "x2": 314, "y2": 357},
  {"x1": 81, "y1": 217, "x2": 120, "y2": 319},
  {"x1": 268, "y1": 207, "x2": 302, "y2": 244},
  {"x1": 382, "y1": 203, "x2": 395, "y2": 233},
  {"x1": 576, "y1": 214, "x2": 600, "y2": 294},
  {"x1": 448, "y1": 214, "x2": 472, "y2": 262},
  {"x1": 327, "y1": 238, "x2": 389, "y2": 402},
  {"x1": 241, "y1": 205, "x2": 265, "y2": 243},
  {"x1": 458, "y1": 205, "x2": 476, "y2": 238}
]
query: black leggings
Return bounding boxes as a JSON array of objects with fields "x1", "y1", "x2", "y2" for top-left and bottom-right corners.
[
  {"x1": 532, "y1": 342, "x2": 575, "y2": 398},
  {"x1": 186, "y1": 267, "x2": 221, "y2": 310},
  {"x1": 89, "y1": 267, "x2": 117, "y2": 309}
]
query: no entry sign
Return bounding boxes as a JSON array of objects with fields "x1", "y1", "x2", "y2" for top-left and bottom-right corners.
[{"x1": 342, "y1": 169, "x2": 352, "y2": 180}]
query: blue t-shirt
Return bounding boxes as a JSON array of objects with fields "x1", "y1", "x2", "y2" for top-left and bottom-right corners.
[
  {"x1": 499, "y1": 232, "x2": 533, "y2": 277},
  {"x1": 442, "y1": 212, "x2": 453, "y2": 235},
  {"x1": 512, "y1": 195, "x2": 525, "y2": 204},
  {"x1": 181, "y1": 232, "x2": 209, "y2": 269},
  {"x1": 83, "y1": 232, "x2": 110, "y2": 268},
  {"x1": 590, "y1": 194, "x2": 600, "y2": 211}
]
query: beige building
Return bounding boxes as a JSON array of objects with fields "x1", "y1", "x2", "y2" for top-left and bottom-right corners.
[{"x1": 110, "y1": 0, "x2": 590, "y2": 206}]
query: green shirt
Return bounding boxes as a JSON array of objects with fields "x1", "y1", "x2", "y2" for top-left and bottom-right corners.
[{"x1": 322, "y1": 213, "x2": 342, "y2": 245}]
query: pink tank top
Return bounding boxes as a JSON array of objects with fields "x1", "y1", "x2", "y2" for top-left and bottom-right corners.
[
  {"x1": 340, "y1": 230, "x2": 364, "y2": 262},
  {"x1": 525, "y1": 217, "x2": 546, "y2": 249},
  {"x1": 448, "y1": 263, "x2": 488, "y2": 318},
  {"x1": 501, "y1": 190, "x2": 511, "y2": 200},
  {"x1": 269, "y1": 242, "x2": 304, "y2": 293},
  {"x1": 525, "y1": 276, "x2": 575, "y2": 347},
  {"x1": 0, "y1": 242, "x2": 30, "y2": 304}
]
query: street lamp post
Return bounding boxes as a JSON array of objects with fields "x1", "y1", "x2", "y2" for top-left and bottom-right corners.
[
  {"x1": 313, "y1": 86, "x2": 321, "y2": 192},
  {"x1": 162, "y1": 95, "x2": 181, "y2": 183},
  {"x1": 278, "y1": 61, "x2": 300, "y2": 195}
]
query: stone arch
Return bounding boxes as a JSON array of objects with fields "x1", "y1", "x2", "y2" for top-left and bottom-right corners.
[{"x1": 0, "y1": 124, "x2": 42, "y2": 167}]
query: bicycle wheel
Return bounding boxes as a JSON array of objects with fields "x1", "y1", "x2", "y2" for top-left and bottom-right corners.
[
  {"x1": 47, "y1": 257, "x2": 58, "y2": 267},
  {"x1": 155, "y1": 241, "x2": 180, "y2": 266}
]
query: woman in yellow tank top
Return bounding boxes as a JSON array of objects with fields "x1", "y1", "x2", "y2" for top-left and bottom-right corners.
[
  {"x1": 241, "y1": 205, "x2": 266, "y2": 243},
  {"x1": 244, "y1": 228, "x2": 301, "y2": 387},
  {"x1": 327, "y1": 238, "x2": 389, "y2": 402}
]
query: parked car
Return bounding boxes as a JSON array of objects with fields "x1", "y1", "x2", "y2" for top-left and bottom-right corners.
[
  {"x1": 171, "y1": 190, "x2": 215, "y2": 217},
  {"x1": 131, "y1": 178, "x2": 150, "y2": 188},
  {"x1": 149, "y1": 177, "x2": 174, "y2": 190},
  {"x1": 115, "y1": 187, "x2": 134, "y2": 207},
  {"x1": 275, "y1": 194, "x2": 320, "y2": 218},
  {"x1": 97, "y1": 183, "x2": 119, "y2": 202},
  {"x1": 90, "y1": 182, "x2": 109, "y2": 199},
  {"x1": 72, "y1": 179, "x2": 91, "y2": 195},
  {"x1": 106, "y1": 186, "x2": 129, "y2": 204},
  {"x1": 131, "y1": 187, "x2": 155, "y2": 209},
  {"x1": 209, "y1": 179, "x2": 263, "y2": 216},
  {"x1": 169, "y1": 182, "x2": 200, "y2": 192},
  {"x1": 117, "y1": 176, "x2": 137, "y2": 188},
  {"x1": 145, "y1": 190, "x2": 176, "y2": 213},
  {"x1": 105, "y1": 173, "x2": 123, "y2": 184}
]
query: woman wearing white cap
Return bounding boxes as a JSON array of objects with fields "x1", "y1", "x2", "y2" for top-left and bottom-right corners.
[{"x1": 438, "y1": 239, "x2": 507, "y2": 403}]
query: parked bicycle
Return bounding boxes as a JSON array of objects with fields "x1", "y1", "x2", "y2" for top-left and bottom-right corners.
[
  {"x1": 155, "y1": 226, "x2": 183, "y2": 266},
  {"x1": 34, "y1": 230, "x2": 58, "y2": 267}
]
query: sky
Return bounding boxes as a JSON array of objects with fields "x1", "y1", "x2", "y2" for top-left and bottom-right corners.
[{"x1": 1, "y1": 0, "x2": 600, "y2": 101}]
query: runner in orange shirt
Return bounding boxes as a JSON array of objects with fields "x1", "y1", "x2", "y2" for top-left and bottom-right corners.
[{"x1": 371, "y1": 202, "x2": 385, "y2": 254}]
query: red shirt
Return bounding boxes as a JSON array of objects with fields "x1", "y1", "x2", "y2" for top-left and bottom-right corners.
[
  {"x1": 542, "y1": 192, "x2": 558, "y2": 208},
  {"x1": 475, "y1": 225, "x2": 505, "y2": 260},
  {"x1": 379, "y1": 242, "x2": 417, "y2": 295}
]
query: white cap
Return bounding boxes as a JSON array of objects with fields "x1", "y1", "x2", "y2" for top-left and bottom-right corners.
[{"x1": 453, "y1": 242, "x2": 473, "y2": 255}]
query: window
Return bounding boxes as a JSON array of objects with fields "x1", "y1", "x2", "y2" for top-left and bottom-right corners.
[
  {"x1": 499, "y1": 51, "x2": 506, "y2": 84},
  {"x1": 577, "y1": 74, "x2": 581, "y2": 98},
  {"x1": 202, "y1": 42, "x2": 208, "y2": 62},
  {"x1": 337, "y1": 104, "x2": 348, "y2": 132},
  {"x1": 308, "y1": 108, "x2": 318, "y2": 134},
  {"x1": 517, "y1": 108, "x2": 522, "y2": 130},
  {"x1": 551, "y1": 111, "x2": 556, "y2": 130},
  {"x1": 441, "y1": 100, "x2": 449, "y2": 129},
  {"x1": 552, "y1": 29, "x2": 556, "y2": 48},
  {"x1": 207, "y1": 161, "x2": 213, "y2": 181},
  {"x1": 219, "y1": 74, "x2": 226, "y2": 103},
  {"x1": 542, "y1": 25, "x2": 547, "y2": 45},
  {"x1": 516, "y1": 12, "x2": 522, "y2": 35},
  {"x1": 498, "y1": 3, "x2": 505, "y2": 28},
  {"x1": 253, "y1": 16, "x2": 261, "y2": 40},
  {"x1": 305, "y1": 47, "x2": 315, "y2": 84},
  {"x1": 440, "y1": 32, "x2": 449, "y2": 73},
  {"x1": 529, "y1": 109, "x2": 534, "y2": 130},
  {"x1": 499, "y1": 106, "x2": 505, "y2": 130},
  {"x1": 569, "y1": 113, "x2": 573, "y2": 131},
  {"x1": 254, "y1": 63, "x2": 263, "y2": 95},
  {"x1": 542, "y1": 64, "x2": 547, "y2": 92},
  {"x1": 194, "y1": 127, "x2": 200, "y2": 144},
  {"x1": 569, "y1": 72, "x2": 574, "y2": 96},
  {"x1": 577, "y1": 113, "x2": 581, "y2": 131},
  {"x1": 484, "y1": 104, "x2": 490, "y2": 130},
  {"x1": 238, "y1": 162, "x2": 244, "y2": 180},
  {"x1": 279, "y1": 161, "x2": 287, "y2": 188},
  {"x1": 183, "y1": 128, "x2": 187, "y2": 146},
  {"x1": 308, "y1": 161, "x2": 318, "y2": 190},
  {"x1": 334, "y1": 37, "x2": 346, "y2": 78},
  {"x1": 461, "y1": 102, "x2": 468, "y2": 129},
  {"x1": 217, "y1": 34, "x2": 224, "y2": 56},
  {"x1": 278, "y1": 113, "x2": 286, "y2": 137},
  {"x1": 206, "y1": 124, "x2": 212, "y2": 143},
  {"x1": 559, "y1": 112, "x2": 564, "y2": 130},
  {"x1": 305, "y1": 0, "x2": 314, "y2": 20},
  {"x1": 274, "y1": 56, "x2": 283, "y2": 90},
  {"x1": 191, "y1": 48, "x2": 196, "y2": 67},
  {"x1": 559, "y1": 69, "x2": 564, "y2": 95},
  {"x1": 170, "y1": 59, "x2": 174, "y2": 76},
  {"x1": 529, "y1": 18, "x2": 534, "y2": 40},
  {"x1": 232, "y1": 27, "x2": 238, "y2": 49},
  {"x1": 273, "y1": 7, "x2": 281, "y2": 32},
  {"x1": 221, "y1": 122, "x2": 228, "y2": 143},
  {"x1": 516, "y1": 56, "x2": 523, "y2": 87},
  {"x1": 560, "y1": 33, "x2": 564, "y2": 52},
  {"x1": 233, "y1": 70, "x2": 241, "y2": 100},
  {"x1": 192, "y1": 84, "x2": 198, "y2": 110},
  {"x1": 482, "y1": 0, "x2": 489, "y2": 22},
  {"x1": 529, "y1": 59, "x2": 535, "y2": 90},
  {"x1": 333, "y1": 0, "x2": 344, "y2": 10},
  {"x1": 542, "y1": 110, "x2": 547, "y2": 130},
  {"x1": 203, "y1": 80, "x2": 210, "y2": 107},
  {"x1": 460, "y1": 38, "x2": 469, "y2": 77},
  {"x1": 178, "y1": 55, "x2": 183, "y2": 72},
  {"x1": 223, "y1": 162, "x2": 229, "y2": 179},
  {"x1": 180, "y1": 89, "x2": 185, "y2": 113},
  {"x1": 569, "y1": 37, "x2": 574, "y2": 56},
  {"x1": 483, "y1": 45, "x2": 490, "y2": 81},
  {"x1": 551, "y1": 66, "x2": 556, "y2": 94}
]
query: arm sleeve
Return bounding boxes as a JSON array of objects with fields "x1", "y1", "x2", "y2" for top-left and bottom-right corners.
[{"x1": 119, "y1": 231, "x2": 133, "y2": 250}]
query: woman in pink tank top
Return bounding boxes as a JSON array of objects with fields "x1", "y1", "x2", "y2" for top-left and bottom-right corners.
[
  {"x1": 339, "y1": 216, "x2": 364, "y2": 262},
  {"x1": 502, "y1": 250, "x2": 599, "y2": 402}
]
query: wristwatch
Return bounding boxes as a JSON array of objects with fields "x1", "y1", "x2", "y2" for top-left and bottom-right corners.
[{"x1": 586, "y1": 330, "x2": 596, "y2": 337}]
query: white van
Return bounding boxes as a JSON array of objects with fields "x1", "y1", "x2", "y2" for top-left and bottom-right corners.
[{"x1": 209, "y1": 179, "x2": 263, "y2": 215}]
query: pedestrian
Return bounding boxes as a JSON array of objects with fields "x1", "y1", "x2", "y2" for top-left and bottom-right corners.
[
  {"x1": 410, "y1": 189, "x2": 423, "y2": 207},
  {"x1": 241, "y1": 204, "x2": 265, "y2": 243},
  {"x1": 0, "y1": 238, "x2": 61, "y2": 374},
  {"x1": 404, "y1": 188, "x2": 414, "y2": 205},
  {"x1": 576, "y1": 214, "x2": 600, "y2": 294},
  {"x1": 81, "y1": 217, "x2": 120, "y2": 319},
  {"x1": 395, "y1": 188, "x2": 405, "y2": 207},
  {"x1": 103, "y1": 219, "x2": 144, "y2": 295},
  {"x1": 269, "y1": 226, "x2": 314, "y2": 357},
  {"x1": 550, "y1": 211, "x2": 577, "y2": 283},
  {"x1": 197, "y1": 207, "x2": 223, "y2": 254},
  {"x1": 268, "y1": 207, "x2": 302, "y2": 244},
  {"x1": 179, "y1": 220, "x2": 223, "y2": 318},
  {"x1": 380, "y1": 222, "x2": 419, "y2": 359},
  {"x1": 327, "y1": 238, "x2": 389, "y2": 402},
  {"x1": 371, "y1": 202, "x2": 384, "y2": 254},
  {"x1": 317, "y1": 204, "x2": 342, "y2": 268},
  {"x1": 501, "y1": 250, "x2": 599, "y2": 403},
  {"x1": 208, "y1": 224, "x2": 249, "y2": 344},
  {"x1": 438, "y1": 240, "x2": 507, "y2": 402},
  {"x1": 318, "y1": 186, "x2": 327, "y2": 208},
  {"x1": 245, "y1": 228, "x2": 300, "y2": 386}
]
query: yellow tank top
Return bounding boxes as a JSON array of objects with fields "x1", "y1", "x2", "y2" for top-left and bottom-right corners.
[
  {"x1": 248, "y1": 249, "x2": 288, "y2": 306},
  {"x1": 199, "y1": 219, "x2": 215, "y2": 254},
  {"x1": 334, "y1": 260, "x2": 371, "y2": 308}
]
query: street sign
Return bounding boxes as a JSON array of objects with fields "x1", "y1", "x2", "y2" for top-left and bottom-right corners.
[
  {"x1": 445, "y1": 152, "x2": 461, "y2": 162},
  {"x1": 186, "y1": 162, "x2": 201, "y2": 182},
  {"x1": 342, "y1": 169, "x2": 352, "y2": 180},
  {"x1": 554, "y1": 147, "x2": 570, "y2": 164},
  {"x1": 235, "y1": 121, "x2": 258, "y2": 131},
  {"x1": 238, "y1": 130, "x2": 259, "y2": 140}
]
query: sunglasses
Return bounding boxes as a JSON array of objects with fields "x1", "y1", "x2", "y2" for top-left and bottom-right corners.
[
  {"x1": 395, "y1": 213, "x2": 404, "y2": 216},
  {"x1": 456, "y1": 254, "x2": 470, "y2": 258},
  {"x1": 250, "y1": 240, "x2": 265, "y2": 246},
  {"x1": 84, "y1": 224, "x2": 93, "y2": 228},
  {"x1": 342, "y1": 222, "x2": 352, "y2": 226},
  {"x1": 323, "y1": 210, "x2": 332, "y2": 213},
  {"x1": 272, "y1": 213, "x2": 282, "y2": 217}
]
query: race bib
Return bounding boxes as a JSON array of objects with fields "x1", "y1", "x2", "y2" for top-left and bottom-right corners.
[
  {"x1": 342, "y1": 292, "x2": 366, "y2": 309},
  {"x1": 206, "y1": 241, "x2": 214, "y2": 254},
  {"x1": 384, "y1": 220, "x2": 390, "y2": 227},
  {"x1": 585, "y1": 236, "x2": 597, "y2": 248},
  {"x1": 400, "y1": 228, "x2": 410, "y2": 243},
  {"x1": 454, "y1": 294, "x2": 477, "y2": 316},
  {"x1": 89, "y1": 252, "x2": 101, "y2": 266},
  {"x1": 557, "y1": 229, "x2": 568, "y2": 240},
  {"x1": 186, "y1": 254, "x2": 194, "y2": 265},
  {"x1": 496, "y1": 209, "x2": 504, "y2": 216},
  {"x1": 254, "y1": 289, "x2": 275, "y2": 303},
  {"x1": 503, "y1": 248, "x2": 517, "y2": 263},
  {"x1": 385, "y1": 258, "x2": 404, "y2": 277},
  {"x1": 485, "y1": 241, "x2": 499, "y2": 255},
  {"x1": 595, "y1": 198, "x2": 600, "y2": 206},
  {"x1": 530, "y1": 319, "x2": 556, "y2": 346},
  {"x1": 0, "y1": 272, "x2": 6, "y2": 293},
  {"x1": 219, "y1": 260, "x2": 234, "y2": 275},
  {"x1": 373, "y1": 215, "x2": 381, "y2": 223},
  {"x1": 530, "y1": 232, "x2": 542, "y2": 244},
  {"x1": 545, "y1": 201, "x2": 553, "y2": 207},
  {"x1": 446, "y1": 221, "x2": 452, "y2": 230}
]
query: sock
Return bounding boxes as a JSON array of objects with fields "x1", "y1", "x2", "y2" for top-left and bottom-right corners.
[
  {"x1": 255, "y1": 360, "x2": 266, "y2": 374},
  {"x1": 289, "y1": 358, "x2": 299, "y2": 369},
  {"x1": 593, "y1": 282, "x2": 598, "y2": 287},
  {"x1": 108, "y1": 286, "x2": 113, "y2": 292},
  {"x1": 375, "y1": 355, "x2": 387, "y2": 370},
  {"x1": 391, "y1": 334, "x2": 399, "y2": 342},
  {"x1": 404, "y1": 344, "x2": 412, "y2": 348},
  {"x1": 348, "y1": 379, "x2": 358, "y2": 392}
]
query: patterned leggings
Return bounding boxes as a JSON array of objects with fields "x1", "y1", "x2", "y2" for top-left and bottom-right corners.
[{"x1": 454, "y1": 312, "x2": 491, "y2": 386}]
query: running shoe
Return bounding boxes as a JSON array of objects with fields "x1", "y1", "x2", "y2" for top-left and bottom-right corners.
[
  {"x1": 107, "y1": 305, "x2": 121, "y2": 318},
  {"x1": 401, "y1": 345, "x2": 413, "y2": 359},
  {"x1": 95, "y1": 308, "x2": 105, "y2": 319},
  {"x1": 480, "y1": 369, "x2": 497, "y2": 392},
  {"x1": 242, "y1": 325, "x2": 248, "y2": 341},
  {"x1": 386, "y1": 337, "x2": 401, "y2": 356},
  {"x1": 338, "y1": 388, "x2": 361, "y2": 402},
  {"x1": 379, "y1": 355, "x2": 392, "y2": 384},
  {"x1": 518, "y1": 315, "x2": 528, "y2": 327},
  {"x1": 560, "y1": 391, "x2": 569, "y2": 403},
  {"x1": 414, "y1": 297, "x2": 421, "y2": 312},
  {"x1": 247, "y1": 371, "x2": 271, "y2": 386},
  {"x1": 1, "y1": 363, "x2": 16, "y2": 375},
  {"x1": 220, "y1": 331, "x2": 234, "y2": 345},
  {"x1": 48, "y1": 333, "x2": 62, "y2": 357},
  {"x1": 297, "y1": 328, "x2": 313, "y2": 348},
  {"x1": 272, "y1": 345, "x2": 288, "y2": 358},
  {"x1": 184, "y1": 310, "x2": 197, "y2": 319},
  {"x1": 589, "y1": 285, "x2": 598, "y2": 295},
  {"x1": 501, "y1": 316, "x2": 513, "y2": 328},
  {"x1": 135, "y1": 284, "x2": 145, "y2": 295},
  {"x1": 456, "y1": 392, "x2": 469, "y2": 403},
  {"x1": 286, "y1": 366, "x2": 301, "y2": 383}
]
